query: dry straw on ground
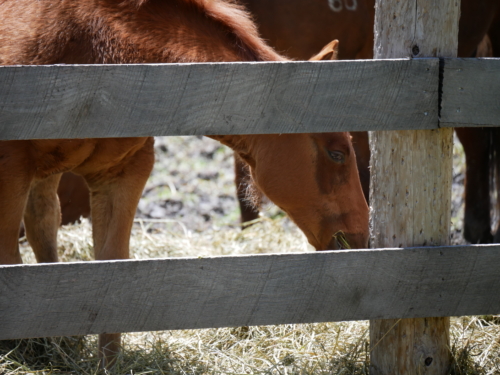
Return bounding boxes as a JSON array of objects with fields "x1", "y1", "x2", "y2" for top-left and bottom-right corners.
[{"x1": 2, "y1": 217, "x2": 499, "y2": 375}]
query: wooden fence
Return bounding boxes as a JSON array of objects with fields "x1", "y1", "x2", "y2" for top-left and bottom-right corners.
[
  {"x1": 1, "y1": 55, "x2": 499, "y2": 337},
  {"x1": 1, "y1": 245, "x2": 500, "y2": 340},
  {"x1": 1, "y1": 3, "x2": 500, "y2": 373},
  {"x1": 1, "y1": 58, "x2": 499, "y2": 141}
]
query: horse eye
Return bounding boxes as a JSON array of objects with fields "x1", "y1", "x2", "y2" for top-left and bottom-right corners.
[{"x1": 328, "y1": 150, "x2": 345, "y2": 164}]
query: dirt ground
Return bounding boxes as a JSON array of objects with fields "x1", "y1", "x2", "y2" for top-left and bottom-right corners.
[{"x1": 137, "y1": 136, "x2": 243, "y2": 232}]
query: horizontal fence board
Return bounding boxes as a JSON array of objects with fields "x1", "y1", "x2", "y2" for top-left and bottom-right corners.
[
  {"x1": 0, "y1": 59, "x2": 439, "y2": 140},
  {"x1": 441, "y1": 58, "x2": 500, "y2": 127},
  {"x1": 1, "y1": 244, "x2": 500, "y2": 340}
]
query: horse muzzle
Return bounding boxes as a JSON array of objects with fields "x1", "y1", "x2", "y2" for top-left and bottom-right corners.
[{"x1": 326, "y1": 231, "x2": 369, "y2": 250}]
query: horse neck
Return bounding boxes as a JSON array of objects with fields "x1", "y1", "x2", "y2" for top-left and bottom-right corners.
[
  {"x1": 207, "y1": 133, "x2": 274, "y2": 170},
  {"x1": 57, "y1": 0, "x2": 285, "y2": 65}
]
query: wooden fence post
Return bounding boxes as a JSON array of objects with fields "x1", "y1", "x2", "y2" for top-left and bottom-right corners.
[{"x1": 369, "y1": 1, "x2": 460, "y2": 374}]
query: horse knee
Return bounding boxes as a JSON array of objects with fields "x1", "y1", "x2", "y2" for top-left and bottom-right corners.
[
  {"x1": 456, "y1": 128, "x2": 493, "y2": 244},
  {"x1": 0, "y1": 212, "x2": 25, "y2": 264},
  {"x1": 463, "y1": 218, "x2": 493, "y2": 244}
]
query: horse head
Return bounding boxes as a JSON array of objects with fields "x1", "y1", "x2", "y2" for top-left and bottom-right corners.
[
  {"x1": 213, "y1": 131, "x2": 369, "y2": 250},
  {"x1": 211, "y1": 40, "x2": 369, "y2": 250}
]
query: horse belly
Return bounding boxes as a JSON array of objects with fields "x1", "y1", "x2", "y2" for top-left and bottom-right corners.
[
  {"x1": 27, "y1": 137, "x2": 151, "y2": 180},
  {"x1": 71, "y1": 137, "x2": 152, "y2": 177}
]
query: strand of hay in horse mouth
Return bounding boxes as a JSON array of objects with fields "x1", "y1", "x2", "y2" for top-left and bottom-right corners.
[{"x1": 332, "y1": 230, "x2": 352, "y2": 250}]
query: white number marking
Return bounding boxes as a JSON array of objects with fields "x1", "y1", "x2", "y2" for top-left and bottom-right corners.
[
  {"x1": 345, "y1": 0, "x2": 357, "y2": 11},
  {"x1": 328, "y1": 0, "x2": 357, "y2": 12},
  {"x1": 328, "y1": 0, "x2": 343, "y2": 12}
]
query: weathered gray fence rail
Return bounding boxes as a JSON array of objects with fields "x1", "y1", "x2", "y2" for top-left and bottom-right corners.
[
  {"x1": 441, "y1": 58, "x2": 500, "y2": 127},
  {"x1": 1, "y1": 244, "x2": 499, "y2": 340},
  {"x1": 0, "y1": 58, "x2": 438, "y2": 139},
  {"x1": 1, "y1": 57, "x2": 500, "y2": 353},
  {"x1": 1, "y1": 57, "x2": 498, "y2": 140}
]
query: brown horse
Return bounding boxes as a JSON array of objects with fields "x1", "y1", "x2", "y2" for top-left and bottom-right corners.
[
  {"x1": 52, "y1": 0, "x2": 374, "y2": 225},
  {"x1": 51, "y1": 0, "x2": 500, "y2": 236},
  {"x1": 233, "y1": 0, "x2": 374, "y2": 221},
  {"x1": 0, "y1": 0, "x2": 368, "y2": 366}
]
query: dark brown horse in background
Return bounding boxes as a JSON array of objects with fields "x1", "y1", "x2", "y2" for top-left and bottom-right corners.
[
  {"x1": 0, "y1": 0, "x2": 368, "y2": 366},
  {"x1": 453, "y1": 4, "x2": 500, "y2": 243},
  {"x1": 241, "y1": 0, "x2": 500, "y2": 243}
]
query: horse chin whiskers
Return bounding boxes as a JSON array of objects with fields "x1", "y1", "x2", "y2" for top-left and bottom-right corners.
[
  {"x1": 239, "y1": 165, "x2": 262, "y2": 210},
  {"x1": 244, "y1": 181, "x2": 262, "y2": 209}
]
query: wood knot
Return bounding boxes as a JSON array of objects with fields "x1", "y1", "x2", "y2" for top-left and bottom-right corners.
[{"x1": 412, "y1": 45, "x2": 420, "y2": 56}]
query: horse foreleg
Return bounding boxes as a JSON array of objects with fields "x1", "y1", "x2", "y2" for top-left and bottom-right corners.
[
  {"x1": 24, "y1": 174, "x2": 62, "y2": 263},
  {"x1": 0, "y1": 142, "x2": 34, "y2": 264},
  {"x1": 456, "y1": 128, "x2": 493, "y2": 243},
  {"x1": 84, "y1": 140, "x2": 154, "y2": 368}
]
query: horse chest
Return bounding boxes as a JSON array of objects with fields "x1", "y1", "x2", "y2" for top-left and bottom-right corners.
[{"x1": 30, "y1": 137, "x2": 150, "y2": 178}]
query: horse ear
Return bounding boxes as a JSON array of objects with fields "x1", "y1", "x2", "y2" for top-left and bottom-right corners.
[
  {"x1": 309, "y1": 40, "x2": 339, "y2": 61},
  {"x1": 207, "y1": 135, "x2": 256, "y2": 168}
]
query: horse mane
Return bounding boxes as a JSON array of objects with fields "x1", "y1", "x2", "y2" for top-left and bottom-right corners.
[
  {"x1": 125, "y1": 0, "x2": 280, "y2": 205},
  {"x1": 125, "y1": 0, "x2": 284, "y2": 62},
  {"x1": 0, "y1": 0, "x2": 284, "y2": 65},
  {"x1": 186, "y1": 0, "x2": 283, "y2": 62}
]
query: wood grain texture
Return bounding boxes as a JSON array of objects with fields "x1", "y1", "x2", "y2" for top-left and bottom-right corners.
[
  {"x1": 0, "y1": 59, "x2": 438, "y2": 140},
  {"x1": 369, "y1": 130, "x2": 453, "y2": 248},
  {"x1": 370, "y1": 0, "x2": 459, "y2": 373},
  {"x1": 441, "y1": 58, "x2": 500, "y2": 127},
  {"x1": 1, "y1": 245, "x2": 500, "y2": 340},
  {"x1": 374, "y1": 0, "x2": 459, "y2": 59}
]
